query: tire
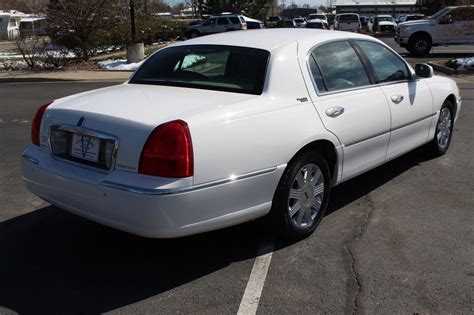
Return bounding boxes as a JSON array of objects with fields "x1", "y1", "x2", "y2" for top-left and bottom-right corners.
[
  {"x1": 270, "y1": 150, "x2": 331, "y2": 241},
  {"x1": 408, "y1": 33, "x2": 432, "y2": 56},
  {"x1": 189, "y1": 31, "x2": 199, "y2": 39},
  {"x1": 427, "y1": 100, "x2": 454, "y2": 157}
]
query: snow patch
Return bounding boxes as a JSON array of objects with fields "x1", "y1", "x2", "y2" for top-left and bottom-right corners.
[
  {"x1": 98, "y1": 59, "x2": 144, "y2": 71},
  {"x1": 447, "y1": 57, "x2": 474, "y2": 71}
]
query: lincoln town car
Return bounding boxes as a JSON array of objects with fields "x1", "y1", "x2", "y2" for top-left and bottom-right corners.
[{"x1": 21, "y1": 29, "x2": 461, "y2": 240}]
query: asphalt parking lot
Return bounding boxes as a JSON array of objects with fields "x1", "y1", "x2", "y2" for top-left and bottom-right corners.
[{"x1": 1, "y1": 44, "x2": 473, "y2": 313}]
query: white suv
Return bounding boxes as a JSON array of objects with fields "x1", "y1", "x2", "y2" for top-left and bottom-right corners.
[{"x1": 395, "y1": 5, "x2": 474, "y2": 56}]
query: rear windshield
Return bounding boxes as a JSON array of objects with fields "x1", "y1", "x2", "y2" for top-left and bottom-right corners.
[
  {"x1": 339, "y1": 14, "x2": 358, "y2": 21},
  {"x1": 130, "y1": 45, "x2": 269, "y2": 95}
]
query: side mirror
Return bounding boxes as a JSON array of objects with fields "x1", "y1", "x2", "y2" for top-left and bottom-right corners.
[
  {"x1": 415, "y1": 64, "x2": 433, "y2": 78},
  {"x1": 438, "y1": 15, "x2": 452, "y2": 24}
]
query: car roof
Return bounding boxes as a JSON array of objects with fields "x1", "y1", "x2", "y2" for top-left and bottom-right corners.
[{"x1": 172, "y1": 29, "x2": 371, "y2": 51}]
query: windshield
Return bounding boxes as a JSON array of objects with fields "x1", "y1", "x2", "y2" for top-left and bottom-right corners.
[
  {"x1": 310, "y1": 14, "x2": 325, "y2": 19},
  {"x1": 376, "y1": 16, "x2": 394, "y2": 22},
  {"x1": 430, "y1": 7, "x2": 451, "y2": 20},
  {"x1": 130, "y1": 45, "x2": 269, "y2": 95},
  {"x1": 294, "y1": 18, "x2": 304, "y2": 23}
]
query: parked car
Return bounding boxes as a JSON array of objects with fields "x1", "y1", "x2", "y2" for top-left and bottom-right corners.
[
  {"x1": 359, "y1": 16, "x2": 369, "y2": 30},
  {"x1": 22, "y1": 29, "x2": 461, "y2": 240},
  {"x1": 306, "y1": 19, "x2": 329, "y2": 30},
  {"x1": 243, "y1": 16, "x2": 264, "y2": 29},
  {"x1": 398, "y1": 14, "x2": 425, "y2": 23},
  {"x1": 185, "y1": 14, "x2": 247, "y2": 38},
  {"x1": 266, "y1": 16, "x2": 281, "y2": 28},
  {"x1": 293, "y1": 17, "x2": 307, "y2": 28},
  {"x1": 308, "y1": 13, "x2": 327, "y2": 22},
  {"x1": 368, "y1": 15, "x2": 397, "y2": 33},
  {"x1": 335, "y1": 13, "x2": 361, "y2": 32},
  {"x1": 277, "y1": 19, "x2": 297, "y2": 28},
  {"x1": 395, "y1": 5, "x2": 474, "y2": 56}
]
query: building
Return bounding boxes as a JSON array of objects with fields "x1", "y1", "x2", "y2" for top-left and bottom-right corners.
[
  {"x1": 0, "y1": 10, "x2": 22, "y2": 40},
  {"x1": 335, "y1": 0, "x2": 419, "y2": 17}
]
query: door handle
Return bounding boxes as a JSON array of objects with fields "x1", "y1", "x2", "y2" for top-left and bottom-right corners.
[
  {"x1": 391, "y1": 95, "x2": 404, "y2": 104},
  {"x1": 326, "y1": 106, "x2": 345, "y2": 118}
]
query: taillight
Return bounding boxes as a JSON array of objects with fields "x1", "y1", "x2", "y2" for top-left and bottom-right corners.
[
  {"x1": 138, "y1": 120, "x2": 193, "y2": 178},
  {"x1": 31, "y1": 102, "x2": 52, "y2": 146}
]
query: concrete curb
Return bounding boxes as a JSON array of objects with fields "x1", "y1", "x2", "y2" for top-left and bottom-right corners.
[{"x1": 428, "y1": 62, "x2": 471, "y2": 75}]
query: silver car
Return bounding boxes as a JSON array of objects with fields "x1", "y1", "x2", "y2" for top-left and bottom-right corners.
[{"x1": 186, "y1": 15, "x2": 247, "y2": 38}]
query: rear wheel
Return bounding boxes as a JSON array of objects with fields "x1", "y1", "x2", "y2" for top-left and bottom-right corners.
[
  {"x1": 189, "y1": 30, "x2": 199, "y2": 39},
  {"x1": 408, "y1": 33, "x2": 432, "y2": 56},
  {"x1": 271, "y1": 151, "x2": 331, "y2": 240},
  {"x1": 427, "y1": 100, "x2": 454, "y2": 156}
]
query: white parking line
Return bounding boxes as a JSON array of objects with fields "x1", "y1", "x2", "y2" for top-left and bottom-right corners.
[{"x1": 237, "y1": 235, "x2": 275, "y2": 315}]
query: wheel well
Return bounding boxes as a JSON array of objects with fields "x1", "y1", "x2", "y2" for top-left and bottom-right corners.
[
  {"x1": 409, "y1": 31, "x2": 432, "y2": 43},
  {"x1": 446, "y1": 94, "x2": 457, "y2": 117},
  {"x1": 292, "y1": 140, "x2": 338, "y2": 181}
]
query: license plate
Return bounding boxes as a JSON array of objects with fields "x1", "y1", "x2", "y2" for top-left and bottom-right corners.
[{"x1": 71, "y1": 133, "x2": 100, "y2": 162}]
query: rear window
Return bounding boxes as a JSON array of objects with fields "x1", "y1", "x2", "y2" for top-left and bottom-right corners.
[
  {"x1": 130, "y1": 45, "x2": 269, "y2": 95},
  {"x1": 339, "y1": 14, "x2": 358, "y2": 22},
  {"x1": 229, "y1": 17, "x2": 240, "y2": 24}
]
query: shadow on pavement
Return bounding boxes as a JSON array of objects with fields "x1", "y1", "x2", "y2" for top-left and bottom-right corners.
[
  {"x1": 0, "y1": 146, "x2": 435, "y2": 313},
  {"x1": 327, "y1": 146, "x2": 433, "y2": 216},
  {"x1": 0, "y1": 207, "x2": 262, "y2": 313}
]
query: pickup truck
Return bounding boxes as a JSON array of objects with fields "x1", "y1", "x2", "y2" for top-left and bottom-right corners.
[{"x1": 395, "y1": 5, "x2": 474, "y2": 56}]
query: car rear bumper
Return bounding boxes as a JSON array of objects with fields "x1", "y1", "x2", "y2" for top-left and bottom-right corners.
[{"x1": 21, "y1": 145, "x2": 284, "y2": 238}]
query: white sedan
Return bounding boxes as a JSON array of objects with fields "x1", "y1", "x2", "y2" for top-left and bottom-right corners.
[{"x1": 21, "y1": 29, "x2": 461, "y2": 240}]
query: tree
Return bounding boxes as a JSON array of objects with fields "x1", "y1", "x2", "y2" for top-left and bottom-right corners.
[
  {"x1": 196, "y1": 0, "x2": 274, "y2": 20},
  {"x1": 46, "y1": 0, "x2": 120, "y2": 60}
]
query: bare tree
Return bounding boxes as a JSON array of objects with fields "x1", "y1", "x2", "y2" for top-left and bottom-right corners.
[{"x1": 46, "y1": 0, "x2": 119, "y2": 60}]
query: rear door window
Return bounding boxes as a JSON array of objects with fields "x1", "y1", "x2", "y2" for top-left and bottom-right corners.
[
  {"x1": 311, "y1": 41, "x2": 370, "y2": 92},
  {"x1": 217, "y1": 17, "x2": 229, "y2": 25}
]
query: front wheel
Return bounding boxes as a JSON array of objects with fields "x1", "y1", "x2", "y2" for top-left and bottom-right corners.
[
  {"x1": 408, "y1": 33, "x2": 432, "y2": 56},
  {"x1": 427, "y1": 100, "x2": 454, "y2": 156},
  {"x1": 271, "y1": 151, "x2": 331, "y2": 240}
]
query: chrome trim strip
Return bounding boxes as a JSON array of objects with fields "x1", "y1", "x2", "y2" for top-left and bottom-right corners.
[
  {"x1": 390, "y1": 112, "x2": 437, "y2": 132},
  {"x1": 21, "y1": 151, "x2": 39, "y2": 165},
  {"x1": 101, "y1": 165, "x2": 283, "y2": 195},
  {"x1": 344, "y1": 112, "x2": 437, "y2": 147},
  {"x1": 345, "y1": 130, "x2": 390, "y2": 147},
  {"x1": 48, "y1": 124, "x2": 119, "y2": 171}
]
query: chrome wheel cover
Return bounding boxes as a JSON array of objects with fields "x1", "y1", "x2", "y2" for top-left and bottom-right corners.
[
  {"x1": 288, "y1": 163, "x2": 324, "y2": 229},
  {"x1": 437, "y1": 107, "x2": 452, "y2": 150}
]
